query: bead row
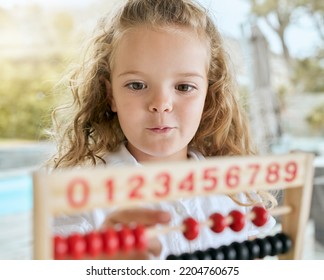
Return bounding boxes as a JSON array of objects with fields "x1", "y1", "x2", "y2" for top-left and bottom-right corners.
[
  {"x1": 182, "y1": 206, "x2": 269, "y2": 240},
  {"x1": 53, "y1": 206, "x2": 269, "y2": 259},
  {"x1": 54, "y1": 225, "x2": 147, "y2": 260},
  {"x1": 166, "y1": 233, "x2": 292, "y2": 260}
]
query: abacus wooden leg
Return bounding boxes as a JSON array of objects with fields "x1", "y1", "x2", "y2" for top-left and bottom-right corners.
[
  {"x1": 33, "y1": 174, "x2": 52, "y2": 260},
  {"x1": 280, "y1": 154, "x2": 314, "y2": 259}
]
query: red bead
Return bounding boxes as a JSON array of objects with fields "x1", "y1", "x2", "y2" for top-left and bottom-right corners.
[
  {"x1": 133, "y1": 225, "x2": 147, "y2": 251},
  {"x1": 117, "y1": 226, "x2": 135, "y2": 253},
  {"x1": 229, "y1": 210, "x2": 245, "y2": 232},
  {"x1": 101, "y1": 228, "x2": 119, "y2": 256},
  {"x1": 251, "y1": 206, "x2": 269, "y2": 227},
  {"x1": 209, "y1": 212, "x2": 226, "y2": 233},
  {"x1": 85, "y1": 231, "x2": 103, "y2": 257},
  {"x1": 183, "y1": 217, "x2": 199, "y2": 240},
  {"x1": 67, "y1": 233, "x2": 86, "y2": 259},
  {"x1": 53, "y1": 235, "x2": 68, "y2": 260}
]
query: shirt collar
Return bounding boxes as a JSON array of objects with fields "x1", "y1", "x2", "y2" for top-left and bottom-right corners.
[{"x1": 102, "y1": 143, "x2": 205, "y2": 166}]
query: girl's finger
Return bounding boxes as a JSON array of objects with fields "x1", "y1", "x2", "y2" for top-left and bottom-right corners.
[{"x1": 147, "y1": 236, "x2": 162, "y2": 257}]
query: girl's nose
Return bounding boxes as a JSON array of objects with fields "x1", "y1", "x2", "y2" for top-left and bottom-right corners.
[{"x1": 148, "y1": 89, "x2": 173, "y2": 113}]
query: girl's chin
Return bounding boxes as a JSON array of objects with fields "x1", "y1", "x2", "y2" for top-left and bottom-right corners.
[{"x1": 133, "y1": 147, "x2": 187, "y2": 162}]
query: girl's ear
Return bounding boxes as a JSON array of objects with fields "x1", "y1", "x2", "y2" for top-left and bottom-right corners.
[{"x1": 105, "y1": 79, "x2": 117, "y2": 112}]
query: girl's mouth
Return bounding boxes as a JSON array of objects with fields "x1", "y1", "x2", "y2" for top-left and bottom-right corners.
[{"x1": 147, "y1": 127, "x2": 174, "y2": 134}]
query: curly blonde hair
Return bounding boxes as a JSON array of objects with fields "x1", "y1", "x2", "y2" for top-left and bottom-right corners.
[{"x1": 49, "y1": 0, "x2": 277, "y2": 208}]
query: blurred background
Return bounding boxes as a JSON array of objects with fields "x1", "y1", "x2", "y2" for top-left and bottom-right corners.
[{"x1": 0, "y1": 0, "x2": 323, "y2": 259}]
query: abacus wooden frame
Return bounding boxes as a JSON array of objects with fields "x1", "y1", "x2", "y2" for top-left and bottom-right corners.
[{"x1": 32, "y1": 152, "x2": 314, "y2": 260}]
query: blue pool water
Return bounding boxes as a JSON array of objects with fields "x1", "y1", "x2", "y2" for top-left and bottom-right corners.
[{"x1": 0, "y1": 174, "x2": 33, "y2": 215}]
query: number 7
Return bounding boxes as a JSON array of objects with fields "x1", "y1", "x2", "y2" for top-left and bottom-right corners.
[{"x1": 248, "y1": 163, "x2": 260, "y2": 186}]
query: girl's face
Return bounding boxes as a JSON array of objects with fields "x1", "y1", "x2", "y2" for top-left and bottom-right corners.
[{"x1": 109, "y1": 26, "x2": 209, "y2": 162}]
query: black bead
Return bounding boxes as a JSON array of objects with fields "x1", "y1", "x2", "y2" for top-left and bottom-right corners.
[
  {"x1": 219, "y1": 245, "x2": 237, "y2": 260},
  {"x1": 194, "y1": 250, "x2": 212, "y2": 260},
  {"x1": 243, "y1": 240, "x2": 260, "y2": 260},
  {"x1": 180, "y1": 252, "x2": 198, "y2": 260},
  {"x1": 206, "y1": 247, "x2": 225, "y2": 260},
  {"x1": 166, "y1": 254, "x2": 180, "y2": 260},
  {"x1": 265, "y1": 235, "x2": 283, "y2": 256},
  {"x1": 231, "y1": 241, "x2": 250, "y2": 260},
  {"x1": 275, "y1": 233, "x2": 292, "y2": 254},
  {"x1": 255, "y1": 238, "x2": 272, "y2": 258}
]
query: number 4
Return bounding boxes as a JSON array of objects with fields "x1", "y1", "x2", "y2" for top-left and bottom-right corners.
[{"x1": 179, "y1": 171, "x2": 194, "y2": 192}]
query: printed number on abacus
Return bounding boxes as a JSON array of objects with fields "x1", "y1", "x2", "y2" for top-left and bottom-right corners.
[
  {"x1": 65, "y1": 159, "x2": 299, "y2": 208},
  {"x1": 179, "y1": 266, "x2": 239, "y2": 276}
]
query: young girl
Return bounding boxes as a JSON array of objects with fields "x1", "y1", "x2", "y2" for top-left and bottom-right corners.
[{"x1": 49, "y1": 0, "x2": 276, "y2": 259}]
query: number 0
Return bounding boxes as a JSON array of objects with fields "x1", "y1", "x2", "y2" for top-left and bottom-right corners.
[{"x1": 67, "y1": 178, "x2": 89, "y2": 208}]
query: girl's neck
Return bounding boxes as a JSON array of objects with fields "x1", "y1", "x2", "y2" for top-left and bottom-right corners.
[{"x1": 125, "y1": 143, "x2": 189, "y2": 163}]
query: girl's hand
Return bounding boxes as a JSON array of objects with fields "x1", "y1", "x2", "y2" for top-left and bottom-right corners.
[{"x1": 101, "y1": 208, "x2": 171, "y2": 259}]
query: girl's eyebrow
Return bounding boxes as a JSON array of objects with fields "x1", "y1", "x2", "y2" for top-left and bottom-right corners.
[
  {"x1": 177, "y1": 72, "x2": 206, "y2": 80},
  {"x1": 117, "y1": 71, "x2": 206, "y2": 80},
  {"x1": 117, "y1": 70, "x2": 145, "y2": 78}
]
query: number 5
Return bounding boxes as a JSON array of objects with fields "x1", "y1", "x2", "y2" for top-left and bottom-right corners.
[{"x1": 203, "y1": 167, "x2": 218, "y2": 191}]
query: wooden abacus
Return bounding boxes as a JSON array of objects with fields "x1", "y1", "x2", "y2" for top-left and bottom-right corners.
[{"x1": 32, "y1": 152, "x2": 314, "y2": 260}]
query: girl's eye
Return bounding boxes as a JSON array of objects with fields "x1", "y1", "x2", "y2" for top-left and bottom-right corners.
[
  {"x1": 126, "y1": 82, "x2": 147, "y2": 90},
  {"x1": 176, "y1": 84, "x2": 195, "y2": 92}
]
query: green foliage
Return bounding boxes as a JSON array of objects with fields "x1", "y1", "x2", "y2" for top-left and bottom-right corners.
[
  {"x1": 292, "y1": 52, "x2": 324, "y2": 93},
  {"x1": 0, "y1": 56, "x2": 66, "y2": 140},
  {"x1": 248, "y1": 0, "x2": 324, "y2": 61},
  {"x1": 52, "y1": 11, "x2": 75, "y2": 44},
  {"x1": 248, "y1": 0, "x2": 304, "y2": 71},
  {"x1": 306, "y1": 103, "x2": 324, "y2": 132}
]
